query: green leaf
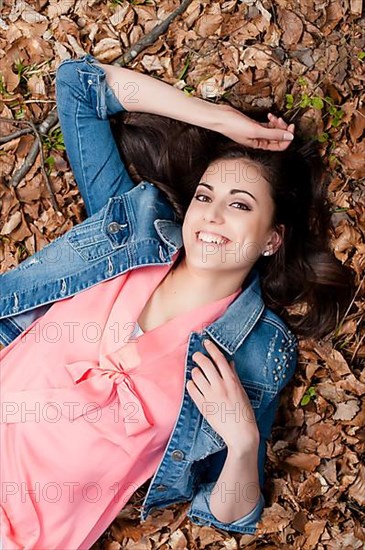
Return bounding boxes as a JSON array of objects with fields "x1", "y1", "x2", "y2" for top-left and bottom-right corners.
[
  {"x1": 45, "y1": 156, "x2": 55, "y2": 167},
  {"x1": 358, "y1": 51, "x2": 365, "y2": 61},
  {"x1": 183, "y1": 85, "x2": 194, "y2": 96},
  {"x1": 299, "y1": 94, "x2": 311, "y2": 108},
  {"x1": 317, "y1": 132, "x2": 329, "y2": 143},
  {"x1": 15, "y1": 107, "x2": 26, "y2": 120},
  {"x1": 297, "y1": 77, "x2": 308, "y2": 87},
  {"x1": 301, "y1": 395, "x2": 311, "y2": 406},
  {"x1": 177, "y1": 55, "x2": 190, "y2": 81},
  {"x1": 285, "y1": 94, "x2": 294, "y2": 109},
  {"x1": 311, "y1": 97, "x2": 324, "y2": 110}
]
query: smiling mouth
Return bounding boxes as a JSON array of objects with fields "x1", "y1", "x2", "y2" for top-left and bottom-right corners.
[{"x1": 196, "y1": 231, "x2": 231, "y2": 245}]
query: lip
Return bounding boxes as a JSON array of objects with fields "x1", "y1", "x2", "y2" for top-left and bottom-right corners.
[{"x1": 195, "y1": 231, "x2": 231, "y2": 244}]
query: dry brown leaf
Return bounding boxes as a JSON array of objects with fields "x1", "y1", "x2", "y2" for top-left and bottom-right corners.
[
  {"x1": 348, "y1": 462, "x2": 365, "y2": 506},
  {"x1": 349, "y1": 108, "x2": 365, "y2": 142},
  {"x1": 0, "y1": 153, "x2": 15, "y2": 177},
  {"x1": 195, "y1": 4, "x2": 223, "y2": 38},
  {"x1": 332, "y1": 221, "x2": 360, "y2": 258},
  {"x1": 93, "y1": 39, "x2": 123, "y2": 63},
  {"x1": 333, "y1": 399, "x2": 360, "y2": 421},
  {"x1": 284, "y1": 452, "x2": 321, "y2": 472},
  {"x1": 303, "y1": 519, "x2": 327, "y2": 549},
  {"x1": 47, "y1": 0, "x2": 76, "y2": 18},
  {"x1": 257, "y1": 502, "x2": 294, "y2": 533},
  {"x1": 1, "y1": 210, "x2": 22, "y2": 234},
  {"x1": 277, "y1": 9, "x2": 304, "y2": 48}
]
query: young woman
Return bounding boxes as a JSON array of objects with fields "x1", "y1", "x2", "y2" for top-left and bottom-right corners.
[{"x1": 0, "y1": 55, "x2": 350, "y2": 549}]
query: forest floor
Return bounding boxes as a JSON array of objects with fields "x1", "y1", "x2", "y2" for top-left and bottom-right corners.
[{"x1": 0, "y1": 1, "x2": 364, "y2": 549}]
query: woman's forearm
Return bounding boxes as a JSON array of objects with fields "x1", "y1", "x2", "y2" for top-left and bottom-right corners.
[
  {"x1": 99, "y1": 62, "x2": 229, "y2": 133},
  {"x1": 209, "y1": 443, "x2": 261, "y2": 523}
]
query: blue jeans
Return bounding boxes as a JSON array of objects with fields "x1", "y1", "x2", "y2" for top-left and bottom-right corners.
[{"x1": 55, "y1": 54, "x2": 135, "y2": 218}]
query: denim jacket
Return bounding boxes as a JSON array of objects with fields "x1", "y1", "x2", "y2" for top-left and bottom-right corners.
[{"x1": 0, "y1": 55, "x2": 298, "y2": 535}]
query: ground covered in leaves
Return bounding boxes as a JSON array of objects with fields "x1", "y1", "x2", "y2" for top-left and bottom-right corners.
[{"x1": 0, "y1": 0, "x2": 364, "y2": 549}]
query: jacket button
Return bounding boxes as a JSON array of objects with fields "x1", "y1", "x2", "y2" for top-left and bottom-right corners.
[
  {"x1": 156, "y1": 484, "x2": 167, "y2": 492},
  {"x1": 171, "y1": 449, "x2": 184, "y2": 461},
  {"x1": 107, "y1": 222, "x2": 120, "y2": 234}
]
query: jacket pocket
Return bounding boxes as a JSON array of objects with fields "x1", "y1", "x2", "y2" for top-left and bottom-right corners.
[{"x1": 66, "y1": 219, "x2": 127, "y2": 262}]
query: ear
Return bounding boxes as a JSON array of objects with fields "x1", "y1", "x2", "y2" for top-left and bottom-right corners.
[{"x1": 267, "y1": 224, "x2": 285, "y2": 254}]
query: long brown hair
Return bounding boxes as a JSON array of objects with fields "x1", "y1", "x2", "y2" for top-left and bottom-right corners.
[{"x1": 110, "y1": 111, "x2": 353, "y2": 339}]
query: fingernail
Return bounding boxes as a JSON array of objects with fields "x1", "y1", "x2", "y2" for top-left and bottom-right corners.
[
  {"x1": 204, "y1": 339, "x2": 211, "y2": 346},
  {"x1": 284, "y1": 132, "x2": 294, "y2": 140}
]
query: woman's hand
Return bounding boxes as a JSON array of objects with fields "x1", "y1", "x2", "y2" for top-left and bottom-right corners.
[
  {"x1": 186, "y1": 339, "x2": 260, "y2": 453},
  {"x1": 219, "y1": 109, "x2": 295, "y2": 151}
]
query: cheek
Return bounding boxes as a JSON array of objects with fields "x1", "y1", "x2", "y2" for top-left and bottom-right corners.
[{"x1": 182, "y1": 208, "x2": 196, "y2": 236}]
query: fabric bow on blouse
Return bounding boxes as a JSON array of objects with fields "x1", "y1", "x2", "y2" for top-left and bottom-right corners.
[
  {"x1": 64, "y1": 348, "x2": 153, "y2": 435},
  {"x1": 1, "y1": 346, "x2": 153, "y2": 437}
]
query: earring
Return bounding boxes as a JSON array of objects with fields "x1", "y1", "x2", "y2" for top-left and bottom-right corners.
[{"x1": 263, "y1": 250, "x2": 271, "y2": 256}]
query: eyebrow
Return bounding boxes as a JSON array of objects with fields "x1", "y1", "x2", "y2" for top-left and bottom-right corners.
[{"x1": 197, "y1": 182, "x2": 257, "y2": 203}]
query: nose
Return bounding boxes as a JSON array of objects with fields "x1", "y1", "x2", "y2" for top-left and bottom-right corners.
[{"x1": 203, "y1": 202, "x2": 225, "y2": 224}]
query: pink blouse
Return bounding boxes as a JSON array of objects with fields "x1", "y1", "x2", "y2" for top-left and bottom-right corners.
[{"x1": 0, "y1": 260, "x2": 240, "y2": 549}]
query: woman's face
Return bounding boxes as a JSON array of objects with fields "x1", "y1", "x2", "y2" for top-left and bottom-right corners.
[{"x1": 182, "y1": 157, "x2": 283, "y2": 279}]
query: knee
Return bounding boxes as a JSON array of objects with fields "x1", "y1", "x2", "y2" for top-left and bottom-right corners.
[
  {"x1": 55, "y1": 59, "x2": 83, "y2": 106},
  {"x1": 56, "y1": 59, "x2": 80, "y2": 88}
]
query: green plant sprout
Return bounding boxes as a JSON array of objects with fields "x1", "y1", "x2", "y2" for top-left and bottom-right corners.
[
  {"x1": 183, "y1": 85, "x2": 195, "y2": 96},
  {"x1": 42, "y1": 126, "x2": 65, "y2": 152},
  {"x1": 44, "y1": 156, "x2": 56, "y2": 170},
  {"x1": 0, "y1": 73, "x2": 9, "y2": 96},
  {"x1": 16, "y1": 242, "x2": 28, "y2": 262},
  {"x1": 300, "y1": 386, "x2": 316, "y2": 406},
  {"x1": 14, "y1": 106, "x2": 26, "y2": 120},
  {"x1": 13, "y1": 58, "x2": 41, "y2": 86},
  {"x1": 177, "y1": 54, "x2": 191, "y2": 81},
  {"x1": 285, "y1": 78, "x2": 345, "y2": 144},
  {"x1": 42, "y1": 127, "x2": 65, "y2": 174},
  {"x1": 42, "y1": 126, "x2": 66, "y2": 175}
]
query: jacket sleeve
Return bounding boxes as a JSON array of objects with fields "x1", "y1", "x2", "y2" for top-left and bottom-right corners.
[
  {"x1": 56, "y1": 54, "x2": 135, "y2": 216},
  {"x1": 186, "y1": 331, "x2": 298, "y2": 534},
  {"x1": 186, "y1": 481, "x2": 266, "y2": 534}
]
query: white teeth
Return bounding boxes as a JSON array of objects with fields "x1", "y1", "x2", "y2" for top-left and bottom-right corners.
[{"x1": 197, "y1": 231, "x2": 228, "y2": 245}]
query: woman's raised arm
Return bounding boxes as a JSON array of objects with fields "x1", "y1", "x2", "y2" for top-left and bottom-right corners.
[{"x1": 99, "y1": 62, "x2": 295, "y2": 151}]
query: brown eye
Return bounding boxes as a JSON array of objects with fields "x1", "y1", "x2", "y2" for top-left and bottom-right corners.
[
  {"x1": 231, "y1": 202, "x2": 251, "y2": 211},
  {"x1": 194, "y1": 194, "x2": 210, "y2": 202}
]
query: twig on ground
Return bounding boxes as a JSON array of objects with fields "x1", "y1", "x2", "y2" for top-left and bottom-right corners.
[
  {"x1": 0, "y1": 111, "x2": 61, "y2": 212},
  {"x1": 0, "y1": 127, "x2": 33, "y2": 144},
  {"x1": 113, "y1": 0, "x2": 194, "y2": 67}
]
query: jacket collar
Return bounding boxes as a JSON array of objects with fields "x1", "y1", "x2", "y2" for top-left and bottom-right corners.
[
  {"x1": 154, "y1": 219, "x2": 183, "y2": 250},
  {"x1": 154, "y1": 220, "x2": 265, "y2": 355}
]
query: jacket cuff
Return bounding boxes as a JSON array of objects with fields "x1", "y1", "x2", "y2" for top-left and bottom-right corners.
[{"x1": 187, "y1": 481, "x2": 265, "y2": 534}]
